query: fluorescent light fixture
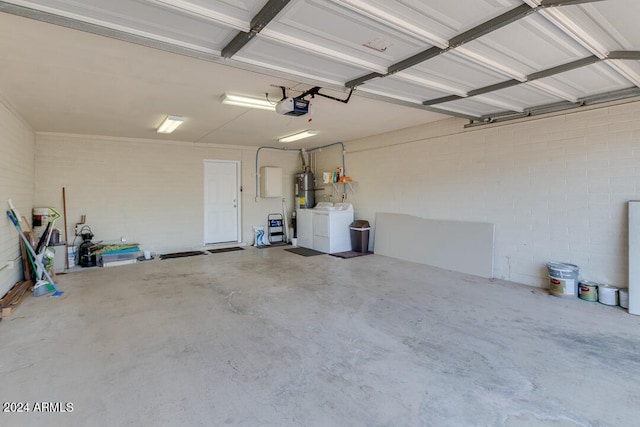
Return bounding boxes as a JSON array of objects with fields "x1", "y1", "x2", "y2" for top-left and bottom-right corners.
[
  {"x1": 278, "y1": 130, "x2": 318, "y2": 143},
  {"x1": 221, "y1": 93, "x2": 276, "y2": 111},
  {"x1": 157, "y1": 115, "x2": 184, "y2": 134}
]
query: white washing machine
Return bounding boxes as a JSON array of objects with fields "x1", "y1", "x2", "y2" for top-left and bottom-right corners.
[{"x1": 297, "y1": 203, "x2": 354, "y2": 253}]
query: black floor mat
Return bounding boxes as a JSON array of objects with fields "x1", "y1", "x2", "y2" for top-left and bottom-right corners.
[
  {"x1": 284, "y1": 247, "x2": 325, "y2": 257},
  {"x1": 159, "y1": 251, "x2": 206, "y2": 260},
  {"x1": 207, "y1": 247, "x2": 244, "y2": 254},
  {"x1": 256, "y1": 242, "x2": 288, "y2": 249},
  {"x1": 329, "y1": 251, "x2": 374, "y2": 259}
]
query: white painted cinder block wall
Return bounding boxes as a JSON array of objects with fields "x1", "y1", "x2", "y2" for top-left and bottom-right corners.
[
  {"x1": 0, "y1": 98, "x2": 35, "y2": 296},
  {"x1": 34, "y1": 134, "x2": 300, "y2": 255},
  {"x1": 316, "y1": 100, "x2": 640, "y2": 288}
]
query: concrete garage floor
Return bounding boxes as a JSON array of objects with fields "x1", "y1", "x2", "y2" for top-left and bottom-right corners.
[{"x1": 2, "y1": 246, "x2": 640, "y2": 427}]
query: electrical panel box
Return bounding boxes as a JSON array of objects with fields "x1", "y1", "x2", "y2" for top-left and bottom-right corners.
[{"x1": 260, "y1": 167, "x2": 283, "y2": 198}]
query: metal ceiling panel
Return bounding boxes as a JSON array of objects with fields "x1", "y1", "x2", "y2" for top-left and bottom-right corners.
[
  {"x1": 144, "y1": 0, "x2": 267, "y2": 31},
  {"x1": 1, "y1": 0, "x2": 639, "y2": 128},
  {"x1": 435, "y1": 97, "x2": 506, "y2": 118},
  {"x1": 356, "y1": 76, "x2": 452, "y2": 104},
  {"x1": 535, "y1": 62, "x2": 634, "y2": 99},
  {"x1": 475, "y1": 82, "x2": 566, "y2": 112},
  {"x1": 399, "y1": 51, "x2": 511, "y2": 96},
  {"x1": 263, "y1": 0, "x2": 429, "y2": 73},
  {"x1": 6, "y1": 0, "x2": 243, "y2": 53},
  {"x1": 331, "y1": 0, "x2": 522, "y2": 44},
  {"x1": 460, "y1": 13, "x2": 591, "y2": 77},
  {"x1": 542, "y1": 0, "x2": 640, "y2": 53},
  {"x1": 233, "y1": 37, "x2": 372, "y2": 86}
]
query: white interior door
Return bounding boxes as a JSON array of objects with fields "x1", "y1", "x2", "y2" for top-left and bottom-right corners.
[{"x1": 204, "y1": 160, "x2": 240, "y2": 244}]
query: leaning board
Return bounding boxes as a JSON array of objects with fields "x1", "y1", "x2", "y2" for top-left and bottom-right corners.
[{"x1": 374, "y1": 213, "x2": 494, "y2": 278}]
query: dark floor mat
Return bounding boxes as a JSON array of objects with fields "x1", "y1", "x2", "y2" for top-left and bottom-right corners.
[
  {"x1": 208, "y1": 247, "x2": 244, "y2": 254},
  {"x1": 284, "y1": 247, "x2": 325, "y2": 257},
  {"x1": 329, "y1": 251, "x2": 374, "y2": 259},
  {"x1": 159, "y1": 251, "x2": 206, "y2": 260},
  {"x1": 255, "y1": 242, "x2": 288, "y2": 249}
]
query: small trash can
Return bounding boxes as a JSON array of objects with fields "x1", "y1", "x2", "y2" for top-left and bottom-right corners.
[{"x1": 350, "y1": 220, "x2": 370, "y2": 253}]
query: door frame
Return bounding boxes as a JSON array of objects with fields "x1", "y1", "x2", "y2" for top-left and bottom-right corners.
[{"x1": 203, "y1": 159, "x2": 242, "y2": 245}]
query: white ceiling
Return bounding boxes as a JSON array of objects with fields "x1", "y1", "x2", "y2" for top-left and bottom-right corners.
[{"x1": 1, "y1": 0, "x2": 639, "y2": 147}]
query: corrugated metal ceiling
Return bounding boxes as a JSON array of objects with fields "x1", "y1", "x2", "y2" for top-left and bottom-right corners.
[{"x1": 1, "y1": 0, "x2": 639, "y2": 125}]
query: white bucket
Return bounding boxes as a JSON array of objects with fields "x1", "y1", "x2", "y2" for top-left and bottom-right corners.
[
  {"x1": 547, "y1": 262, "x2": 579, "y2": 298},
  {"x1": 619, "y1": 288, "x2": 629, "y2": 309},
  {"x1": 67, "y1": 245, "x2": 76, "y2": 268},
  {"x1": 598, "y1": 284, "x2": 619, "y2": 306}
]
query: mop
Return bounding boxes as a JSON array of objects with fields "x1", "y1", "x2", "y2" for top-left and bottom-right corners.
[{"x1": 6, "y1": 201, "x2": 63, "y2": 297}]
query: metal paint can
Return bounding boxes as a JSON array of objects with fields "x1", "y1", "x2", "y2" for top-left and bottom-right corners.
[
  {"x1": 547, "y1": 262, "x2": 579, "y2": 298},
  {"x1": 578, "y1": 281, "x2": 598, "y2": 302},
  {"x1": 619, "y1": 288, "x2": 629, "y2": 309},
  {"x1": 598, "y1": 284, "x2": 619, "y2": 306}
]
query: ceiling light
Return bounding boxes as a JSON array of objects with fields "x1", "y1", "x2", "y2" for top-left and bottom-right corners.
[
  {"x1": 157, "y1": 115, "x2": 184, "y2": 134},
  {"x1": 221, "y1": 93, "x2": 276, "y2": 111},
  {"x1": 278, "y1": 130, "x2": 318, "y2": 143}
]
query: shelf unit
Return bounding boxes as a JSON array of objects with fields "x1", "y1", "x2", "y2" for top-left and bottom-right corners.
[{"x1": 323, "y1": 181, "x2": 357, "y2": 199}]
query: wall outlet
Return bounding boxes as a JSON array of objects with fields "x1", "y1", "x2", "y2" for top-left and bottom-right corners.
[
  {"x1": 7, "y1": 261, "x2": 15, "y2": 270},
  {"x1": 121, "y1": 236, "x2": 127, "y2": 243}
]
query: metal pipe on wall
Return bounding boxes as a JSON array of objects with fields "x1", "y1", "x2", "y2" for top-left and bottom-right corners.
[{"x1": 254, "y1": 142, "x2": 346, "y2": 202}]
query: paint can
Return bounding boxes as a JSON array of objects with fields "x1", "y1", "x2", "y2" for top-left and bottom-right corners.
[
  {"x1": 619, "y1": 288, "x2": 629, "y2": 309},
  {"x1": 598, "y1": 284, "x2": 619, "y2": 306},
  {"x1": 67, "y1": 246, "x2": 76, "y2": 268},
  {"x1": 578, "y1": 281, "x2": 598, "y2": 302},
  {"x1": 547, "y1": 262, "x2": 579, "y2": 298}
]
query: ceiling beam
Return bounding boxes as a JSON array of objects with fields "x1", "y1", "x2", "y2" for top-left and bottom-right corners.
[
  {"x1": 539, "y1": 0, "x2": 606, "y2": 7},
  {"x1": 465, "y1": 87, "x2": 640, "y2": 128},
  {"x1": 424, "y1": 55, "x2": 601, "y2": 107},
  {"x1": 448, "y1": 4, "x2": 534, "y2": 48},
  {"x1": 386, "y1": 47, "x2": 444, "y2": 76},
  {"x1": 526, "y1": 55, "x2": 600, "y2": 80},
  {"x1": 607, "y1": 51, "x2": 640, "y2": 61},
  {"x1": 345, "y1": 72, "x2": 385, "y2": 88},
  {"x1": 347, "y1": 0, "x2": 604, "y2": 89},
  {"x1": 221, "y1": 0, "x2": 290, "y2": 59}
]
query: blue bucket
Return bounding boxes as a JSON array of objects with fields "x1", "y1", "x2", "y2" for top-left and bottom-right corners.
[{"x1": 547, "y1": 262, "x2": 579, "y2": 298}]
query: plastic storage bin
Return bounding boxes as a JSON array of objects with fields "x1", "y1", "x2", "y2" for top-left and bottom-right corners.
[{"x1": 350, "y1": 220, "x2": 370, "y2": 253}]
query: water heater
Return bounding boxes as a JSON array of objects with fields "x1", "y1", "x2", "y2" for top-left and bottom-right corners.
[{"x1": 295, "y1": 172, "x2": 315, "y2": 209}]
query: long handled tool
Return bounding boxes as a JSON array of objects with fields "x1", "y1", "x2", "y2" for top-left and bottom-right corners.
[{"x1": 6, "y1": 202, "x2": 63, "y2": 297}]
